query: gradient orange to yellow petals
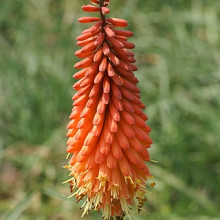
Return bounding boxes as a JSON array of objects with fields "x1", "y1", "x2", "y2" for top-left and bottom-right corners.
[{"x1": 64, "y1": 0, "x2": 154, "y2": 219}]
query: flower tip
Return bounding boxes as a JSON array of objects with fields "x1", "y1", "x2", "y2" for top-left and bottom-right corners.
[
  {"x1": 101, "y1": 7, "x2": 110, "y2": 15},
  {"x1": 82, "y1": 5, "x2": 100, "y2": 13}
]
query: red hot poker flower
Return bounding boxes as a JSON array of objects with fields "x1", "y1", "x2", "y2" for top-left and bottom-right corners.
[{"x1": 64, "y1": 0, "x2": 154, "y2": 219}]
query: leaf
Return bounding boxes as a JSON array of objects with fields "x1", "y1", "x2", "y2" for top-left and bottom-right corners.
[{"x1": 4, "y1": 192, "x2": 35, "y2": 220}]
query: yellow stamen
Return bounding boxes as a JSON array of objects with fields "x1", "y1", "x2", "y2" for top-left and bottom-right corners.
[
  {"x1": 62, "y1": 177, "x2": 74, "y2": 184},
  {"x1": 62, "y1": 165, "x2": 72, "y2": 169},
  {"x1": 66, "y1": 153, "x2": 70, "y2": 159},
  {"x1": 150, "y1": 182, "x2": 156, "y2": 187}
]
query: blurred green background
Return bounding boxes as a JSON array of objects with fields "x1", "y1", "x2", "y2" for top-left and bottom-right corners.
[{"x1": 0, "y1": 0, "x2": 220, "y2": 219}]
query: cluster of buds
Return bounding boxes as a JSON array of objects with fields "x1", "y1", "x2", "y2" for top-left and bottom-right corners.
[{"x1": 64, "y1": 0, "x2": 154, "y2": 219}]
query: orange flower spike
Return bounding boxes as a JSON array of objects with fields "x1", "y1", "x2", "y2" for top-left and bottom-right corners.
[{"x1": 65, "y1": 0, "x2": 154, "y2": 219}]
